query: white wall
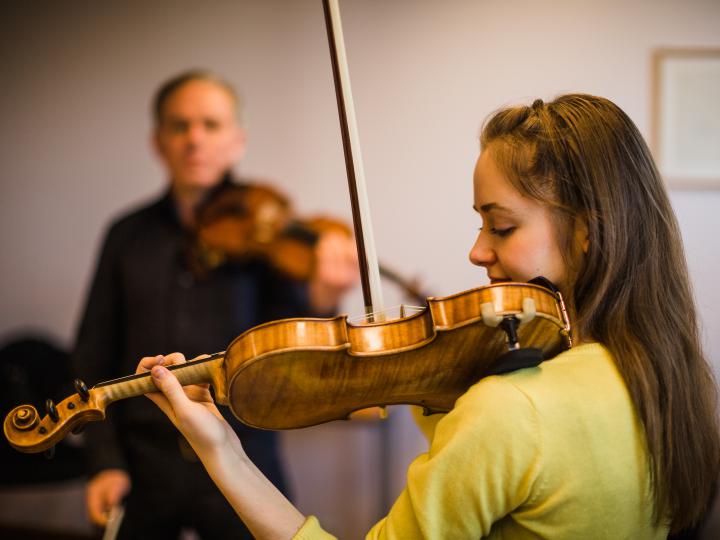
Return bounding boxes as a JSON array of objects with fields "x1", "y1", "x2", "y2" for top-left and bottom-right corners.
[{"x1": 1, "y1": 1, "x2": 719, "y2": 538}]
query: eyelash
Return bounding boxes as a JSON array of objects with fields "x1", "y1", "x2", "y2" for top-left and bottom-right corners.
[{"x1": 479, "y1": 226, "x2": 516, "y2": 238}]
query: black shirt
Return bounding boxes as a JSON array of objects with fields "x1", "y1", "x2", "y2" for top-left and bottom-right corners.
[{"x1": 72, "y1": 184, "x2": 313, "y2": 487}]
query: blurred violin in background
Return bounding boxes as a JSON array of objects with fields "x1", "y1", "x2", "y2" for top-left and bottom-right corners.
[{"x1": 186, "y1": 182, "x2": 429, "y2": 305}]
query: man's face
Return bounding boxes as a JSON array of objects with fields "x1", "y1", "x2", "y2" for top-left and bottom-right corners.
[{"x1": 154, "y1": 80, "x2": 246, "y2": 192}]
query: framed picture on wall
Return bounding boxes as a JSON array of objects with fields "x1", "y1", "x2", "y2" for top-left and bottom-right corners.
[{"x1": 651, "y1": 48, "x2": 720, "y2": 188}]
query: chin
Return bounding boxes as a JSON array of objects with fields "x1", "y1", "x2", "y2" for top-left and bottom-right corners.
[{"x1": 174, "y1": 173, "x2": 225, "y2": 191}]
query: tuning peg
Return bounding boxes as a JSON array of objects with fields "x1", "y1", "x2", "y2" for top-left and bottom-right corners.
[
  {"x1": 45, "y1": 398, "x2": 59, "y2": 422},
  {"x1": 74, "y1": 379, "x2": 90, "y2": 402},
  {"x1": 44, "y1": 446, "x2": 55, "y2": 460}
]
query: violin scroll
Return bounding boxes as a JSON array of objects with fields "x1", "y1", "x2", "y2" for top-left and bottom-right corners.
[{"x1": 4, "y1": 389, "x2": 106, "y2": 453}]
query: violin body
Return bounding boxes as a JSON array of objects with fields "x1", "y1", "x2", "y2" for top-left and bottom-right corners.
[
  {"x1": 223, "y1": 282, "x2": 568, "y2": 428},
  {"x1": 4, "y1": 281, "x2": 570, "y2": 452}
]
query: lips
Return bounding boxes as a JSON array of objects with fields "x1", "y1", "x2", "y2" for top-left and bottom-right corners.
[{"x1": 184, "y1": 159, "x2": 206, "y2": 167}]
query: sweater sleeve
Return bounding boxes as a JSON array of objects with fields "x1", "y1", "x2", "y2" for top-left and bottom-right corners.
[
  {"x1": 367, "y1": 376, "x2": 543, "y2": 539},
  {"x1": 291, "y1": 376, "x2": 544, "y2": 540},
  {"x1": 293, "y1": 516, "x2": 338, "y2": 540}
]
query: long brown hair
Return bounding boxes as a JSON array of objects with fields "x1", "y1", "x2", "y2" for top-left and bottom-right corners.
[{"x1": 480, "y1": 94, "x2": 719, "y2": 532}]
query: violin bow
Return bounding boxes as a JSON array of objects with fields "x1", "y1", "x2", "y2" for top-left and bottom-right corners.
[{"x1": 322, "y1": 0, "x2": 385, "y2": 319}]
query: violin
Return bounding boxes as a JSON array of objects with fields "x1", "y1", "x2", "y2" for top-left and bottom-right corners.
[
  {"x1": 187, "y1": 182, "x2": 429, "y2": 304},
  {"x1": 188, "y1": 182, "x2": 338, "y2": 282},
  {"x1": 4, "y1": 280, "x2": 570, "y2": 453},
  {"x1": 4, "y1": 0, "x2": 573, "y2": 455}
]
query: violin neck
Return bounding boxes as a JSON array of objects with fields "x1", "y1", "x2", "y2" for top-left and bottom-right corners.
[{"x1": 92, "y1": 353, "x2": 227, "y2": 406}]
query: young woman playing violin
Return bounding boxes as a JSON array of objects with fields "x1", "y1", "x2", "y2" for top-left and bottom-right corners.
[{"x1": 136, "y1": 94, "x2": 720, "y2": 539}]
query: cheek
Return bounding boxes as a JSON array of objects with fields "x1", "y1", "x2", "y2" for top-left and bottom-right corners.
[
  {"x1": 210, "y1": 137, "x2": 239, "y2": 162},
  {"x1": 529, "y1": 237, "x2": 567, "y2": 285},
  {"x1": 502, "y1": 233, "x2": 564, "y2": 283},
  {"x1": 163, "y1": 139, "x2": 187, "y2": 160}
]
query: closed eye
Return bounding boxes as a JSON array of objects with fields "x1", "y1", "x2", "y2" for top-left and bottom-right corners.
[{"x1": 490, "y1": 227, "x2": 515, "y2": 237}]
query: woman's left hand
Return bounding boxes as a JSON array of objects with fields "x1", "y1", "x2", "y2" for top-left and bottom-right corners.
[
  {"x1": 136, "y1": 353, "x2": 241, "y2": 457},
  {"x1": 137, "y1": 353, "x2": 309, "y2": 538}
]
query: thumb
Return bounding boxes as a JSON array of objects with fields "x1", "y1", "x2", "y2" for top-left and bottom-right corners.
[{"x1": 150, "y1": 365, "x2": 190, "y2": 411}]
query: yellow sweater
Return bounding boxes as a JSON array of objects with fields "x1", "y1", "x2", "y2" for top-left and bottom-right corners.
[{"x1": 294, "y1": 343, "x2": 668, "y2": 539}]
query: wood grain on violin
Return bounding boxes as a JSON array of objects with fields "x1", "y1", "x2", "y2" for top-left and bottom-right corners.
[{"x1": 4, "y1": 281, "x2": 570, "y2": 453}]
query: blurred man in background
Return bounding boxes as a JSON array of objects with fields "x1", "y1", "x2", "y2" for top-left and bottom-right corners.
[{"x1": 73, "y1": 70, "x2": 358, "y2": 540}]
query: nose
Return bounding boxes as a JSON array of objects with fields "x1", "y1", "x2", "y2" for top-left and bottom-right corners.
[
  {"x1": 468, "y1": 230, "x2": 495, "y2": 268},
  {"x1": 186, "y1": 123, "x2": 206, "y2": 145}
]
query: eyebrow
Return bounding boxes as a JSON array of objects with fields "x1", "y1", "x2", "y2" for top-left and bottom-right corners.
[{"x1": 472, "y1": 203, "x2": 515, "y2": 214}]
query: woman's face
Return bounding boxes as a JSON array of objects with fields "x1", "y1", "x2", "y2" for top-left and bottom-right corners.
[{"x1": 469, "y1": 149, "x2": 576, "y2": 293}]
